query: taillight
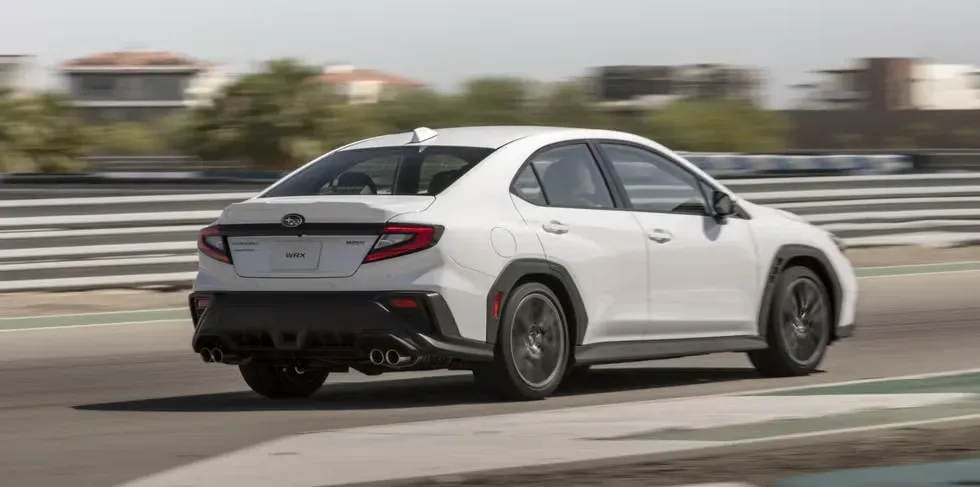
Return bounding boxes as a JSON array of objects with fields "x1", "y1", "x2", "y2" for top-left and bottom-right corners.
[
  {"x1": 198, "y1": 226, "x2": 231, "y2": 263},
  {"x1": 363, "y1": 225, "x2": 442, "y2": 263}
]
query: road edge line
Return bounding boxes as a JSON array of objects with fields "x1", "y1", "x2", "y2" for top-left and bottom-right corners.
[
  {"x1": 0, "y1": 307, "x2": 186, "y2": 321},
  {"x1": 0, "y1": 319, "x2": 186, "y2": 333}
]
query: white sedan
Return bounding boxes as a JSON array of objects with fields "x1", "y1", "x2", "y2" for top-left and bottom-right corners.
[{"x1": 189, "y1": 126, "x2": 858, "y2": 401}]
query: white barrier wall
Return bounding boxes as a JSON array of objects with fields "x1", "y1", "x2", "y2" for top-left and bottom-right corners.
[{"x1": 3, "y1": 172, "x2": 980, "y2": 292}]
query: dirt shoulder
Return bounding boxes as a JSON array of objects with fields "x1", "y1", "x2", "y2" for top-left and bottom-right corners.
[
  {"x1": 375, "y1": 420, "x2": 980, "y2": 487},
  {"x1": 1, "y1": 245, "x2": 977, "y2": 318},
  {"x1": 0, "y1": 288, "x2": 188, "y2": 317}
]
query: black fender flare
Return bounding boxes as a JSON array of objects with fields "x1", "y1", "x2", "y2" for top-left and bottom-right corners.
[
  {"x1": 485, "y1": 258, "x2": 589, "y2": 346},
  {"x1": 757, "y1": 244, "x2": 843, "y2": 338}
]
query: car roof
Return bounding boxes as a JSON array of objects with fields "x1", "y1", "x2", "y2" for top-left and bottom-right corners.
[{"x1": 340, "y1": 126, "x2": 605, "y2": 150}]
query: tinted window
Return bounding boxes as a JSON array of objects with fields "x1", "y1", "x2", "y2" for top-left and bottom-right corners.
[
  {"x1": 601, "y1": 144, "x2": 709, "y2": 215},
  {"x1": 511, "y1": 165, "x2": 547, "y2": 206},
  {"x1": 262, "y1": 146, "x2": 495, "y2": 198},
  {"x1": 530, "y1": 144, "x2": 614, "y2": 209}
]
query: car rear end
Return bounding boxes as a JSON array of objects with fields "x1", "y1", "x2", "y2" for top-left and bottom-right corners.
[{"x1": 189, "y1": 143, "x2": 497, "y2": 375}]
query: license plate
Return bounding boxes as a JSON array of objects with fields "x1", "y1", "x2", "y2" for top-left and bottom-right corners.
[{"x1": 269, "y1": 241, "x2": 323, "y2": 271}]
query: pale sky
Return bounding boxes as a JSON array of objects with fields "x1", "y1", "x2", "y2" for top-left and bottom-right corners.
[{"x1": 2, "y1": 0, "x2": 976, "y2": 107}]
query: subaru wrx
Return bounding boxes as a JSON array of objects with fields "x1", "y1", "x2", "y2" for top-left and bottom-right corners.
[{"x1": 190, "y1": 126, "x2": 857, "y2": 401}]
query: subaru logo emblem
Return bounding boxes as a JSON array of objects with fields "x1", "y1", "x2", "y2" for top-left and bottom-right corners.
[{"x1": 281, "y1": 213, "x2": 304, "y2": 228}]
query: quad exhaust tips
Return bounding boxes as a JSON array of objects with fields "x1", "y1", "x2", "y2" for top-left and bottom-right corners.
[{"x1": 368, "y1": 348, "x2": 414, "y2": 367}]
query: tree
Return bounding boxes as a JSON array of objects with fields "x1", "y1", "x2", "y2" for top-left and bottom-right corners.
[
  {"x1": 88, "y1": 122, "x2": 167, "y2": 156},
  {"x1": 533, "y1": 81, "x2": 612, "y2": 128},
  {"x1": 832, "y1": 133, "x2": 865, "y2": 149},
  {"x1": 0, "y1": 91, "x2": 90, "y2": 172},
  {"x1": 183, "y1": 58, "x2": 340, "y2": 169},
  {"x1": 643, "y1": 99, "x2": 788, "y2": 152},
  {"x1": 454, "y1": 77, "x2": 533, "y2": 126},
  {"x1": 374, "y1": 87, "x2": 455, "y2": 131}
]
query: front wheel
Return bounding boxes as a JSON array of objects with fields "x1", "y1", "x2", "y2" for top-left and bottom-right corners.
[
  {"x1": 239, "y1": 362, "x2": 329, "y2": 399},
  {"x1": 474, "y1": 282, "x2": 570, "y2": 400},
  {"x1": 748, "y1": 266, "x2": 832, "y2": 377}
]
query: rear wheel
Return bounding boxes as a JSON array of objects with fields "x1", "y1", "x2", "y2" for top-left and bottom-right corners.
[
  {"x1": 474, "y1": 282, "x2": 570, "y2": 400},
  {"x1": 239, "y1": 362, "x2": 329, "y2": 399},
  {"x1": 749, "y1": 266, "x2": 832, "y2": 377}
]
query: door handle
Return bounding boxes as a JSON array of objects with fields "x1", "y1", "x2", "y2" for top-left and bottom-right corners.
[
  {"x1": 648, "y1": 228, "x2": 673, "y2": 243},
  {"x1": 542, "y1": 221, "x2": 569, "y2": 235}
]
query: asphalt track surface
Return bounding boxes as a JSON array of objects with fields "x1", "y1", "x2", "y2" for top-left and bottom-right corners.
[{"x1": 1, "y1": 271, "x2": 979, "y2": 487}]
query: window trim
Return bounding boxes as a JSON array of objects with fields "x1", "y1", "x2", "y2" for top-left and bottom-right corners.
[
  {"x1": 507, "y1": 140, "x2": 626, "y2": 210},
  {"x1": 590, "y1": 139, "x2": 751, "y2": 220}
]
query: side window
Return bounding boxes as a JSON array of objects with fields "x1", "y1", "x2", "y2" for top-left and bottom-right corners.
[
  {"x1": 601, "y1": 144, "x2": 709, "y2": 216},
  {"x1": 511, "y1": 165, "x2": 547, "y2": 206},
  {"x1": 529, "y1": 144, "x2": 615, "y2": 209}
]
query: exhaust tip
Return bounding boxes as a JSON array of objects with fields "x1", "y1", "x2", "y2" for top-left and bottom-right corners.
[
  {"x1": 368, "y1": 349, "x2": 385, "y2": 366},
  {"x1": 385, "y1": 349, "x2": 401, "y2": 365},
  {"x1": 199, "y1": 348, "x2": 213, "y2": 363},
  {"x1": 385, "y1": 349, "x2": 413, "y2": 366},
  {"x1": 211, "y1": 348, "x2": 224, "y2": 363}
]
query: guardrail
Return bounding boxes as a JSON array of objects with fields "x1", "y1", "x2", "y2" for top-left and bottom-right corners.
[
  {"x1": 1, "y1": 153, "x2": 913, "y2": 184},
  {"x1": 3, "y1": 172, "x2": 980, "y2": 292}
]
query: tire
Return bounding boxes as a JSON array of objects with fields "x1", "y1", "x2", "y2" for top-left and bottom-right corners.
[
  {"x1": 748, "y1": 265, "x2": 832, "y2": 377},
  {"x1": 473, "y1": 282, "x2": 571, "y2": 400},
  {"x1": 239, "y1": 362, "x2": 329, "y2": 399}
]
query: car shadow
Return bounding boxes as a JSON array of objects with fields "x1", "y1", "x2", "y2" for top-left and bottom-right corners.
[{"x1": 73, "y1": 366, "x2": 768, "y2": 413}]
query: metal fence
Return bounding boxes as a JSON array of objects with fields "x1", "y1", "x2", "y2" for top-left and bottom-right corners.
[{"x1": 3, "y1": 172, "x2": 980, "y2": 292}]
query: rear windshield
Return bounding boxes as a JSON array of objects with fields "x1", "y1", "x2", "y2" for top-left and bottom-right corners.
[{"x1": 261, "y1": 146, "x2": 496, "y2": 198}]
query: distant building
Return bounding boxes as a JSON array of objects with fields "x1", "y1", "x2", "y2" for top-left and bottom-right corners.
[
  {"x1": 796, "y1": 57, "x2": 980, "y2": 111},
  {"x1": 588, "y1": 64, "x2": 765, "y2": 110},
  {"x1": 0, "y1": 55, "x2": 38, "y2": 95},
  {"x1": 319, "y1": 64, "x2": 425, "y2": 104},
  {"x1": 59, "y1": 51, "x2": 231, "y2": 122}
]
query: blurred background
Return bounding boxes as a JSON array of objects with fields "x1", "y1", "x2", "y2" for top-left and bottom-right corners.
[
  {"x1": 4, "y1": 2, "x2": 980, "y2": 486},
  {"x1": 3, "y1": 0, "x2": 980, "y2": 174}
]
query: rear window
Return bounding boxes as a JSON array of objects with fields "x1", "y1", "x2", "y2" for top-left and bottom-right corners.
[{"x1": 261, "y1": 146, "x2": 496, "y2": 198}]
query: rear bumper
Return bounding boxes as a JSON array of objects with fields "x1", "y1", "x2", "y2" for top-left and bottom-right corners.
[{"x1": 189, "y1": 291, "x2": 493, "y2": 364}]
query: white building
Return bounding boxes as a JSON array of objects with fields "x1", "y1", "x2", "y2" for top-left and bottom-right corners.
[
  {"x1": 60, "y1": 51, "x2": 232, "y2": 122},
  {"x1": 320, "y1": 63, "x2": 424, "y2": 104},
  {"x1": 797, "y1": 58, "x2": 980, "y2": 110},
  {"x1": 911, "y1": 64, "x2": 980, "y2": 110},
  {"x1": 0, "y1": 55, "x2": 38, "y2": 95}
]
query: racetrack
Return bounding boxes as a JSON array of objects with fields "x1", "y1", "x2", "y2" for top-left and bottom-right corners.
[{"x1": 1, "y1": 270, "x2": 978, "y2": 487}]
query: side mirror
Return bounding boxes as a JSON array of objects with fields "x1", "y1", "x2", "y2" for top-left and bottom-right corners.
[{"x1": 712, "y1": 191, "x2": 736, "y2": 218}]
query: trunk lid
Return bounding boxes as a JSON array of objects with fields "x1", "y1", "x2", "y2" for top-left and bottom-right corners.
[{"x1": 218, "y1": 195, "x2": 434, "y2": 278}]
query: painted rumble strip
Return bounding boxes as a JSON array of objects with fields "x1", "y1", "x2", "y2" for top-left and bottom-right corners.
[{"x1": 119, "y1": 370, "x2": 980, "y2": 487}]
